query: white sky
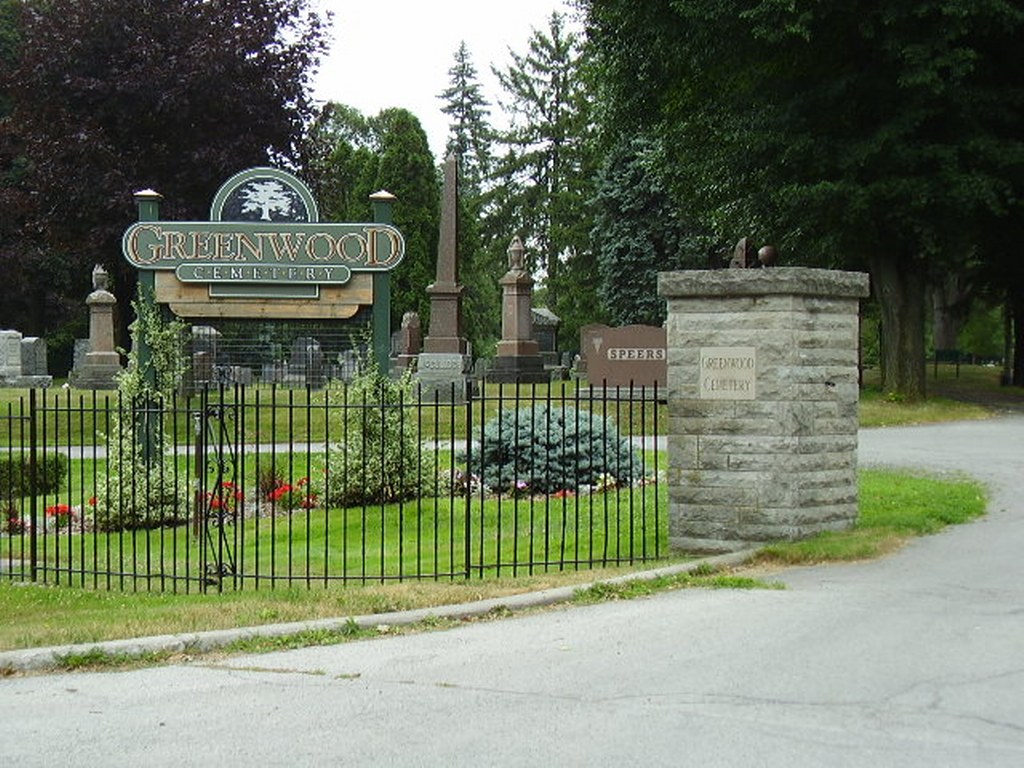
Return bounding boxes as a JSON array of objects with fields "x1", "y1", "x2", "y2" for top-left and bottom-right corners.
[{"x1": 311, "y1": 0, "x2": 578, "y2": 159}]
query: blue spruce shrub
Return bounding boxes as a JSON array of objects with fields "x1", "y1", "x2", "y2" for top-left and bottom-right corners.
[{"x1": 467, "y1": 405, "x2": 639, "y2": 494}]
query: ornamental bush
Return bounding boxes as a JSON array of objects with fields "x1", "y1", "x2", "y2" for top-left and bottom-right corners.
[
  {"x1": 91, "y1": 291, "x2": 190, "y2": 531},
  {"x1": 90, "y1": 402, "x2": 190, "y2": 531},
  {"x1": 466, "y1": 404, "x2": 639, "y2": 494},
  {"x1": 324, "y1": 365, "x2": 435, "y2": 507},
  {"x1": 0, "y1": 453, "x2": 68, "y2": 498}
]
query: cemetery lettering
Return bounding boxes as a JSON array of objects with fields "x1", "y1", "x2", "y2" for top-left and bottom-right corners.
[
  {"x1": 176, "y1": 264, "x2": 350, "y2": 284},
  {"x1": 123, "y1": 223, "x2": 404, "y2": 272},
  {"x1": 698, "y1": 347, "x2": 756, "y2": 400},
  {"x1": 607, "y1": 347, "x2": 666, "y2": 361}
]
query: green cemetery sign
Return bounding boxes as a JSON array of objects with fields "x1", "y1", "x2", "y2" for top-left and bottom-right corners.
[
  {"x1": 121, "y1": 167, "x2": 405, "y2": 286},
  {"x1": 122, "y1": 221, "x2": 404, "y2": 285}
]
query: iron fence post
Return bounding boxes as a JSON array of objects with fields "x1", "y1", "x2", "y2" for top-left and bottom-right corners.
[
  {"x1": 28, "y1": 388, "x2": 37, "y2": 582},
  {"x1": 464, "y1": 384, "x2": 473, "y2": 579},
  {"x1": 193, "y1": 390, "x2": 207, "y2": 591}
]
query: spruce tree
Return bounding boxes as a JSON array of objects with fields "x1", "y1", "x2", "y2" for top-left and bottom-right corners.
[
  {"x1": 489, "y1": 12, "x2": 597, "y2": 346},
  {"x1": 438, "y1": 42, "x2": 501, "y2": 354},
  {"x1": 439, "y1": 41, "x2": 494, "y2": 194}
]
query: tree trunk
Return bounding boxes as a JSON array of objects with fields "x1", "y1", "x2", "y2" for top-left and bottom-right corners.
[
  {"x1": 931, "y1": 273, "x2": 969, "y2": 351},
  {"x1": 869, "y1": 252, "x2": 927, "y2": 400}
]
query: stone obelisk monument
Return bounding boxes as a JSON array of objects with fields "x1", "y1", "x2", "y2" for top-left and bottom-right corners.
[{"x1": 416, "y1": 155, "x2": 472, "y2": 398}]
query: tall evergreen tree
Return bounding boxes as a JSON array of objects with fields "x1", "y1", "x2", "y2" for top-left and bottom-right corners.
[
  {"x1": 490, "y1": 11, "x2": 597, "y2": 346},
  {"x1": 371, "y1": 108, "x2": 440, "y2": 330},
  {"x1": 592, "y1": 135, "x2": 715, "y2": 326},
  {"x1": 438, "y1": 42, "x2": 501, "y2": 354},
  {"x1": 439, "y1": 41, "x2": 494, "y2": 194}
]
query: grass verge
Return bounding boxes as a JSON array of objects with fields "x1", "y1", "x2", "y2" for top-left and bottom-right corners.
[
  {"x1": 2, "y1": 469, "x2": 985, "y2": 662},
  {"x1": 753, "y1": 469, "x2": 986, "y2": 565}
]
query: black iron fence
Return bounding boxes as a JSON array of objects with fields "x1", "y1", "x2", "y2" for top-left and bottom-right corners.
[{"x1": 1, "y1": 382, "x2": 663, "y2": 593}]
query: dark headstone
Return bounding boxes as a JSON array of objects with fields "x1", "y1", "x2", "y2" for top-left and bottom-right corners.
[
  {"x1": 289, "y1": 337, "x2": 324, "y2": 388},
  {"x1": 392, "y1": 311, "x2": 422, "y2": 374}
]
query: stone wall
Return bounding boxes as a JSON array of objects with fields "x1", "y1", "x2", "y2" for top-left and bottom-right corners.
[{"x1": 658, "y1": 268, "x2": 870, "y2": 552}]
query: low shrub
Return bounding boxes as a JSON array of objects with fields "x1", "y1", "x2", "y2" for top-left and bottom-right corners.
[
  {"x1": 465, "y1": 404, "x2": 640, "y2": 494},
  {"x1": 0, "y1": 453, "x2": 68, "y2": 498},
  {"x1": 89, "y1": 404, "x2": 189, "y2": 531},
  {"x1": 324, "y1": 366, "x2": 435, "y2": 507}
]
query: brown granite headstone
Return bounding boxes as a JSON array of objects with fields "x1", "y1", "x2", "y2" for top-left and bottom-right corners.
[
  {"x1": 489, "y1": 237, "x2": 546, "y2": 383},
  {"x1": 391, "y1": 311, "x2": 421, "y2": 374},
  {"x1": 582, "y1": 323, "x2": 666, "y2": 388}
]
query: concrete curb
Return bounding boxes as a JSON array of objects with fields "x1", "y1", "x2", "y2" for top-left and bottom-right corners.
[{"x1": 0, "y1": 550, "x2": 758, "y2": 674}]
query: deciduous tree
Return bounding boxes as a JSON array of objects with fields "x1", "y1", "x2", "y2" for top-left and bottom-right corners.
[
  {"x1": 1, "y1": 0, "x2": 327, "y2": 352},
  {"x1": 584, "y1": 0, "x2": 1024, "y2": 397}
]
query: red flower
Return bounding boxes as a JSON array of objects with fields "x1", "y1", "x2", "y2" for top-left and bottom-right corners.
[{"x1": 269, "y1": 484, "x2": 293, "y2": 502}]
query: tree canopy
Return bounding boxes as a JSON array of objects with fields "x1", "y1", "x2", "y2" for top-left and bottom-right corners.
[
  {"x1": 489, "y1": 11, "x2": 599, "y2": 347},
  {"x1": 584, "y1": 0, "x2": 1024, "y2": 395},
  {"x1": 305, "y1": 104, "x2": 441, "y2": 332},
  {"x1": 0, "y1": 0, "x2": 327, "y2": 355}
]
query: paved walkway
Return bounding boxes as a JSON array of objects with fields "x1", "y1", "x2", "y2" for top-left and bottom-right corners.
[{"x1": 1, "y1": 417, "x2": 1022, "y2": 766}]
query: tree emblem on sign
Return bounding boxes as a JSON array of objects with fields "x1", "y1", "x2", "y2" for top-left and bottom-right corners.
[{"x1": 239, "y1": 180, "x2": 298, "y2": 221}]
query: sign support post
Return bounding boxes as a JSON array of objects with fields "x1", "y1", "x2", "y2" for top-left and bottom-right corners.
[
  {"x1": 133, "y1": 189, "x2": 163, "y2": 394},
  {"x1": 369, "y1": 190, "x2": 396, "y2": 374},
  {"x1": 133, "y1": 189, "x2": 163, "y2": 464}
]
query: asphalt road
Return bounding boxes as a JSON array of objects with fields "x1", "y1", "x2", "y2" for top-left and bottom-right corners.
[{"x1": 2, "y1": 417, "x2": 1022, "y2": 767}]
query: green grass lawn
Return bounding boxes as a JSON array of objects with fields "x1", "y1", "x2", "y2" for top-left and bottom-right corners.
[
  {"x1": 0, "y1": 365, "x2": 1010, "y2": 657},
  {"x1": 754, "y1": 469, "x2": 986, "y2": 564},
  {"x1": 858, "y1": 363, "x2": 1022, "y2": 427},
  {"x1": 4, "y1": 481, "x2": 665, "y2": 592},
  {"x1": 0, "y1": 467, "x2": 985, "y2": 653}
]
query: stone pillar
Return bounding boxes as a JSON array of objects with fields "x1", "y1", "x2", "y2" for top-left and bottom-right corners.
[
  {"x1": 489, "y1": 237, "x2": 547, "y2": 384},
  {"x1": 658, "y1": 268, "x2": 870, "y2": 552},
  {"x1": 417, "y1": 155, "x2": 471, "y2": 398},
  {"x1": 73, "y1": 264, "x2": 123, "y2": 390}
]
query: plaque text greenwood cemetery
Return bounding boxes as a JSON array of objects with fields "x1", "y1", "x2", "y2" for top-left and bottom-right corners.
[{"x1": 699, "y1": 346, "x2": 756, "y2": 400}]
